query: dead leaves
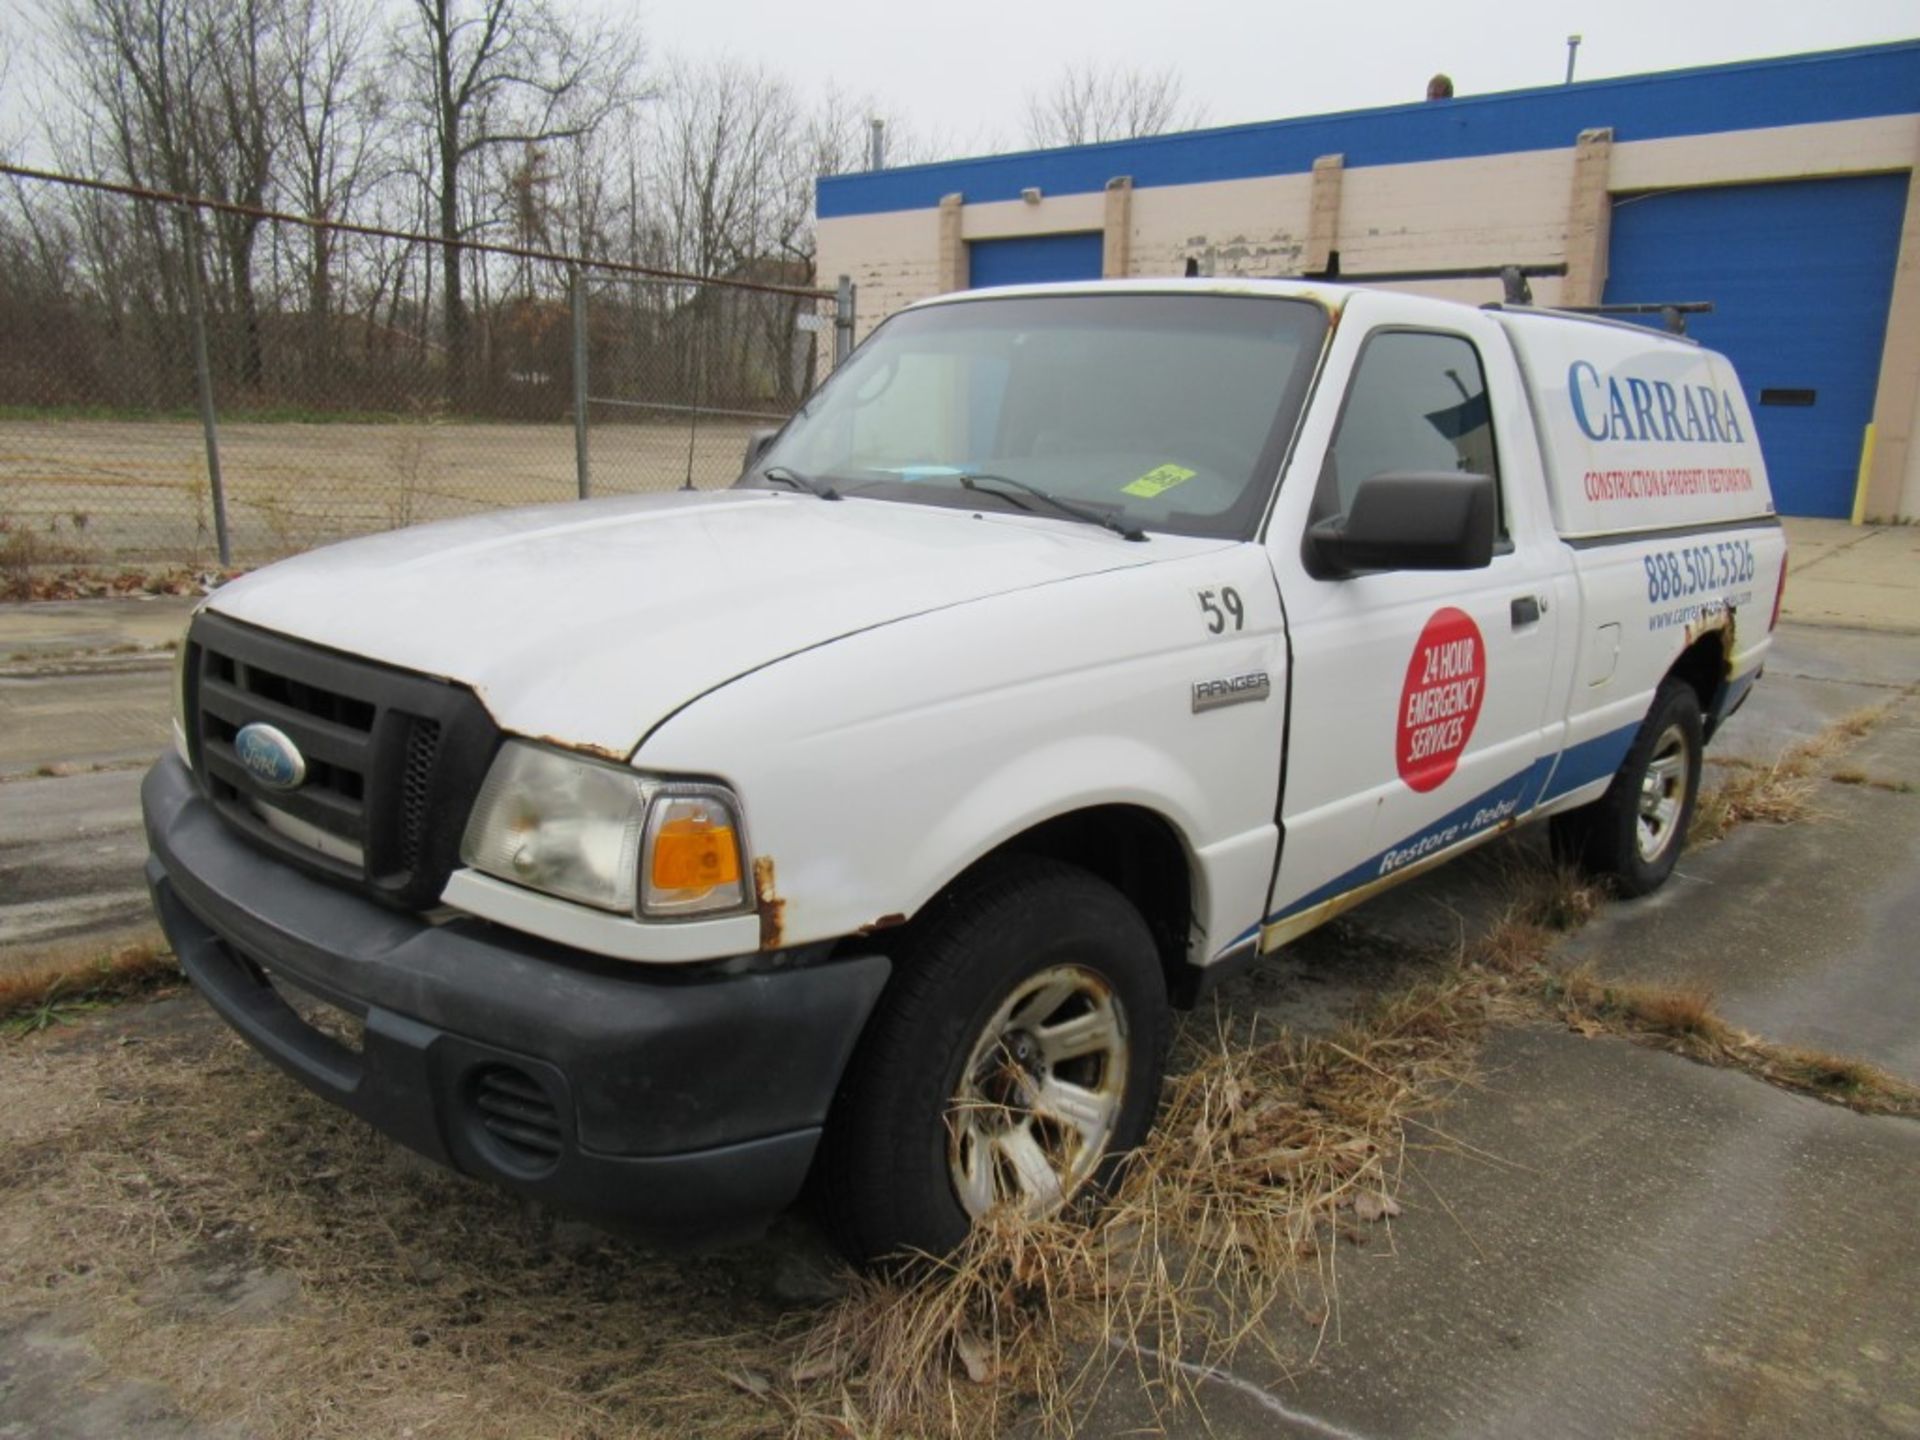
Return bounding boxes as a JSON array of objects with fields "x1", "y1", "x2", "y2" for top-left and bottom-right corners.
[{"x1": 0, "y1": 564, "x2": 231, "y2": 603}]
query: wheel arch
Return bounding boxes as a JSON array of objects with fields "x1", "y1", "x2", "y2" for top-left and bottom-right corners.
[
  {"x1": 898, "y1": 803, "x2": 1202, "y2": 1009},
  {"x1": 1666, "y1": 625, "x2": 1731, "y2": 739}
]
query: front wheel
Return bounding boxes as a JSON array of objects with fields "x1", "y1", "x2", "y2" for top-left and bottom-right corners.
[
  {"x1": 816, "y1": 857, "x2": 1170, "y2": 1265},
  {"x1": 1550, "y1": 677, "x2": 1704, "y2": 896}
]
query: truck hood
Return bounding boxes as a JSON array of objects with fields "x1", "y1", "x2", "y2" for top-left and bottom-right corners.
[{"x1": 208, "y1": 489, "x2": 1224, "y2": 757}]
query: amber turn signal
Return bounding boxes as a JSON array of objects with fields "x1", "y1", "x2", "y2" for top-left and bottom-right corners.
[{"x1": 650, "y1": 816, "x2": 742, "y2": 891}]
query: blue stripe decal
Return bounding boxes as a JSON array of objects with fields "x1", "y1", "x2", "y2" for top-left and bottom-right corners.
[
  {"x1": 1233, "y1": 720, "x2": 1644, "y2": 950},
  {"x1": 1538, "y1": 723, "x2": 1640, "y2": 805},
  {"x1": 819, "y1": 42, "x2": 1920, "y2": 218}
]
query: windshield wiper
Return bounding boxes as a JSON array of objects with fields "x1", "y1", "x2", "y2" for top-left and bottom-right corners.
[
  {"x1": 761, "y1": 465, "x2": 841, "y2": 501},
  {"x1": 956, "y1": 472, "x2": 1146, "y2": 542}
]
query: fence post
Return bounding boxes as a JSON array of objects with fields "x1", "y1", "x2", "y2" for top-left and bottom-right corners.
[
  {"x1": 178, "y1": 206, "x2": 231, "y2": 567},
  {"x1": 834, "y1": 275, "x2": 856, "y2": 365},
  {"x1": 571, "y1": 266, "x2": 591, "y2": 500}
]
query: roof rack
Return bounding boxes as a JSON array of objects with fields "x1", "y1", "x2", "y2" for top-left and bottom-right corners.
[
  {"x1": 1483, "y1": 264, "x2": 1712, "y2": 335},
  {"x1": 1302, "y1": 255, "x2": 1569, "y2": 290},
  {"x1": 1297, "y1": 255, "x2": 1714, "y2": 336}
]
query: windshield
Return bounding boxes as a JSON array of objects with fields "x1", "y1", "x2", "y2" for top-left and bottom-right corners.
[{"x1": 746, "y1": 292, "x2": 1329, "y2": 540}]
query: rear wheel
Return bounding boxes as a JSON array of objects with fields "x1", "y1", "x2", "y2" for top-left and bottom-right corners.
[
  {"x1": 817, "y1": 857, "x2": 1169, "y2": 1265},
  {"x1": 1550, "y1": 677, "x2": 1704, "y2": 896}
]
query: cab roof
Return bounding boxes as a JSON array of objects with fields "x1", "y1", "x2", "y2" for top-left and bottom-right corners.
[{"x1": 906, "y1": 276, "x2": 1357, "y2": 315}]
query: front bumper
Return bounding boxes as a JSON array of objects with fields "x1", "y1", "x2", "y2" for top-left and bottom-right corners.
[{"x1": 142, "y1": 754, "x2": 890, "y2": 1242}]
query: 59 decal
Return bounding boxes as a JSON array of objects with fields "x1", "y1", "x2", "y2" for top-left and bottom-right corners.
[{"x1": 1196, "y1": 586, "x2": 1245, "y2": 634}]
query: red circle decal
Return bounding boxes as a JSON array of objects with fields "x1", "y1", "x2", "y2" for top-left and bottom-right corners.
[{"x1": 1397, "y1": 607, "x2": 1486, "y2": 793}]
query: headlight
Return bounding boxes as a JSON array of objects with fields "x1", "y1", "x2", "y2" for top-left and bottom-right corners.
[
  {"x1": 172, "y1": 623, "x2": 193, "y2": 767},
  {"x1": 459, "y1": 742, "x2": 751, "y2": 919}
]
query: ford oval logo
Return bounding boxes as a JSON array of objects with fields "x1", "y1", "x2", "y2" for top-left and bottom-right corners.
[{"x1": 233, "y1": 722, "x2": 307, "y2": 792}]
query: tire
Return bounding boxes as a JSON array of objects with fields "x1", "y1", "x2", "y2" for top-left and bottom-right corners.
[
  {"x1": 816, "y1": 856, "x2": 1170, "y2": 1266},
  {"x1": 1549, "y1": 677, "x2": 1704, "y2": 897}
]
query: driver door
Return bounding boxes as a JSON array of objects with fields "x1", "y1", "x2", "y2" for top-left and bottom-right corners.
[{"x1": 1263, "y1": 322, "x2": 1563, "y2": 945}]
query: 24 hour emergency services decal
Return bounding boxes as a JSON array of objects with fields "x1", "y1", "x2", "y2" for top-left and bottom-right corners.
[{"x1": 1398, "y1": 607, "x2": 1485, "y2": 793}]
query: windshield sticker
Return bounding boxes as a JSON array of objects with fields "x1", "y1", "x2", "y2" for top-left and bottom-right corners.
[
  {"x1": 1398, "y1": 607, "x2": 1486, "y2": 793},
  {"x1": 1122, "y1": 464, "x2": 1197, "y2": 499},
  {"x1": 879, "y1": 465, "x2": 967, "y2": 481}
]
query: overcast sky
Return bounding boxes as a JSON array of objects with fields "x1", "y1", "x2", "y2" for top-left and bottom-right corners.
[
  {"x1": 641, "y1": 0, "x2": 1918, "y2": 158},
  {"x1": 3, "y1": 0, "x2": 1914, "y2": 169}
]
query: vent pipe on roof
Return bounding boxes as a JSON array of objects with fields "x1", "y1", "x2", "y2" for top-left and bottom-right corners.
[
  {"x1": 868, "y1": 118, "x2": 886, "y2": 172},
  {"x1": 1565, "y1": 34, "x2": 1582, "y2": 84}
]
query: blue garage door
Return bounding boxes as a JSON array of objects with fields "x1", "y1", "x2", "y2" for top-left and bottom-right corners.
[
  {"x1": 1603, "y1": 174, "x2": 1907, "y2": 517},
  {"x1": 968, "y1": 231, "x2": 1104, "y2": 289}
]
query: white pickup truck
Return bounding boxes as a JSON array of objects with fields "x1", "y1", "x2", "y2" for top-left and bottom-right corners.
[{"x1": 144, "y1": 279, "x2": 1786, "y2": 1261}]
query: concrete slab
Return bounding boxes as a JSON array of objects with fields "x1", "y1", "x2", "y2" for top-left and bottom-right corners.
[
  {"x1": 1085, "y1": 1026, "x2": 1920, "y2": 1440},
  {"x1": 1562, "y1": 687, "x2": 1920, "y2": 1084},
  {"x1": 1781, "y1": 521, "x2": 1920, "y2": 635},
  {"x1": 0, "y1": 665, "x2": 172, "y2": 777},
  {"x1": 0, "y1": 597, "x2": 197, "y2": 659},
  {"x1": 0, "y1": 768, "x2": 154, "y2": 965},
  {"x1": 1707, "y1": 623, "x2": 1920, "y2": 767},
  {"x1": 1782, "y1": 517, "x2": 1876, "y2": 576}
]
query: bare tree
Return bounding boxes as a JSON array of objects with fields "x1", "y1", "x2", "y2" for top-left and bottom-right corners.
[
  {"x1": 649, "y1": 58, "x2": 799, "y2": 279},
  {"x1": 1023, "y1": 63, "x2": 1205, "y2": 148},
  {"x1": 55, "y1": 0, "x2": 204, "y2": 192},
  {"x1": 51, "y1": 0, "x2": 291, "y2": 388},
  {"x1": 644, "y1": 59, "x2": 803, "y2": 406},
  {"x1": 279, "y1": 0, "x2": 384, "y2": 381},
  {"x1": 190, "y1": 0, "x2": 278, "y2": 386},
  {"x1": 389, "y1": 0, "x2": 643, "y2": 404}
]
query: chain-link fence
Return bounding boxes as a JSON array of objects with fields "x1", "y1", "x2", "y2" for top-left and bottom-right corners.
[{"x1": 0, "y1": 165, "x2": 851, "y2": 579}]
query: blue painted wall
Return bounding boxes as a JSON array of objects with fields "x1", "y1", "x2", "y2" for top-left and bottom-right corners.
[
  {"x1": 819, "y1": 42, "x2": 1920, "y2": 219},
  {"x1": 1603, "y1": 174, "x2": 1908, "y2": 518},
  {"x1": 968, "y1": 231, "x2": 1104, "y2": 289}
]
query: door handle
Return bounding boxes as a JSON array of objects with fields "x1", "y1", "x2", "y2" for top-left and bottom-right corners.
[{"x1": 1510, "y1": 595, "x2": 1542, "y2": 628}]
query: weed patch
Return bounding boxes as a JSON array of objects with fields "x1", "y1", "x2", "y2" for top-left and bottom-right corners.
[
  {"x1": 1541, "y1": 968, "x2": 1920, "y2": 1119},
  {"x1": 1688, "y1": 704, "x2": 1894, "y2": 844},
  {"x1": 0, "y1": 941, "x2": 181, "y2": 1035}
]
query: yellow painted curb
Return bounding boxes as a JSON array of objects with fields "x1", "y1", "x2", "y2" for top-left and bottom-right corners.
[{"x1": 1851, "y1": 422, "x2": 1876, "y2": 527}]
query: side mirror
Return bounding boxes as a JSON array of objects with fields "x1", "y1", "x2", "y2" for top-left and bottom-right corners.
[
  {"x1": 1306, "y1": 470, "x2": 1496, "y2": 575},
  {"x1": 741, "y1": 427, "x2": 780, "y2": 474}
]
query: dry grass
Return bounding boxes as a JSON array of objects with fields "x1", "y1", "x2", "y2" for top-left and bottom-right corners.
[
  {"x1": 1829, "y1": 769, "x2": 1915, "y2": 794},
  {"x1": 1, "y1": 695, "x2": 1909, "y2": 1436},
  {"x1": 0, "y1": 940, "x2": 180, "y2": 1034},
  {"x1": 1542, "y1": 969, "x2": 1920, "y2": 1118},
  {"x1": 0, "y1": 972, "x2": 1490, "y2": 1440},
  {"x1": 1689, "y1": 702, "x2": 1894, "y2": 843},
  {"x1": 0, "y1": 927, "x2": 1499, "y2": 1439},
  {"x1": 773, "y1": 975, "x2": 1485, "y2": 1434},
  {"x1": 0, "y1": 1012, "x2": 790, "y2": 1439}
]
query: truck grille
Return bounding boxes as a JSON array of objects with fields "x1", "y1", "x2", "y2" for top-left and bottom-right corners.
[{"x1": 185, "y1": 612, "x2": 500, "y2": 910}]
